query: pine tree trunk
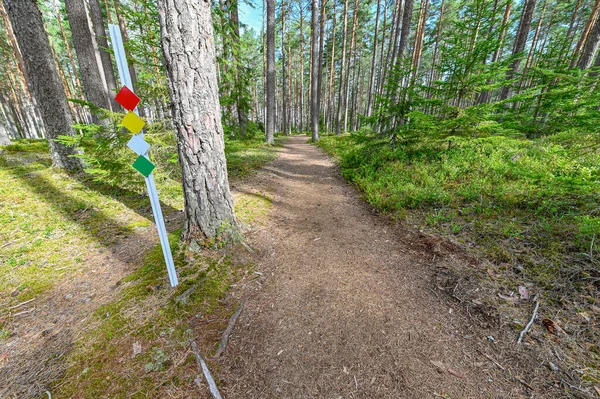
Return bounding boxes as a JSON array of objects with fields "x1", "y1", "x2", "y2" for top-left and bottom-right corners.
[
  {"x1": 88, "y1": 0, "x2": 119, "y2": 110},
  {"x1": 156, "y1": 0, "x2": 238, "y2": 242},
  {"x1": 266, "y1": 0, "x2": 276, "y2": 144},
  {"x1": 326, "y1": 2, "x2": 337, "y2": 132},
  {"x1": 344, "y1": 0, "x2": 359, "y2": 132},
  {"x1": 0, "y1": 1, "x2": 44, "y2": 138},
  {"x1": 477, "y1": 0, "x2": 511, "y2": 104},
  {"x1": 114, "y1": 0, "x2": 145, "y2": 117},
  {"x1": 281, "y1": 0, "x2": 289, "y2": 135},
  {"x1": 317, "y1": 0, "x2": 326, "y2": 131},
  {"x1": 299, "y1": 2, "x2": 305, "y2": 133},
  {"x1": 499, "y1": 0, "x2": 537, "y2": 101},
  {"x1": 571, "y1": 0, "x2": 600, "y2": 68},
  {"x1": 578, "y1": 11, "x2": 600, "y2": 69},
  {"x1": 335, "y1": 0, "x2": 349, "y2": 135},
  {"x1": 311, "y1": 0, "x2": 320, "y2": 142},
  {"x1": 367, "y1": 0, "x2": 382, "y2": 117},
  {"x1": 64, "y1": 0, "x2": 111, "y2": 112},
  {"x1": 4, "y1": 0, "x2": 81, "y2": 170}
]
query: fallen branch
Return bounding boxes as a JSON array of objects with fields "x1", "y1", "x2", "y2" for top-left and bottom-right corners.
[
  {"x1": 515, "y1": 376, "x2": 534, "y2": 391},
  {"x1": 12, "y1": 307, "x2": 35, "y2": 317},
  {"x1": 190, "y1": 341, "x2": 222, "y2": 399},
  {"x1": 483, "y1": 353, "x2": 506, "y2": 371},
  {"x1": 517, "y1": 300, "x2": 540, "y2": 344},
  {"x1": 214, "y1": 303, "x2": 243, "y2": 357},
  {"x1": 8, "y1": 298, "x2": 35, "y2": 310}
]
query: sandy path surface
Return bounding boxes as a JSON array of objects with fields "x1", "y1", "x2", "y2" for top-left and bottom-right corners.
[{"x1": 220, "y1": 136, "x2": 525, "y2": 398}]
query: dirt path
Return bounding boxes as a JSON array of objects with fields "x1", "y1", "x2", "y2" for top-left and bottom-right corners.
[{"x1": 220, "y1": 136, "x2": 527, "y2": 398}]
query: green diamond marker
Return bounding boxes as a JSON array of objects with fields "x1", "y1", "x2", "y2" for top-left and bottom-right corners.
[{"x1": 132, "y1": 155, "x2": 155, "y2": 177}]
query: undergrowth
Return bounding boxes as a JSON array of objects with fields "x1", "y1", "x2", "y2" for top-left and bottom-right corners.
[{"x1": 317, "y1": 130, "x2": 599, "y2": 300}]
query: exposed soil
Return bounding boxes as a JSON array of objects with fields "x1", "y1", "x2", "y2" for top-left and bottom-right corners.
[{"x1": 218, "y1": 136, "x2": 563, "y2": 398}]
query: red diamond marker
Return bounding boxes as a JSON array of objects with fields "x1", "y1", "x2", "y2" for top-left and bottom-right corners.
[{"x1": 115, "y1": 86, "x2": 140, "y2": 111}]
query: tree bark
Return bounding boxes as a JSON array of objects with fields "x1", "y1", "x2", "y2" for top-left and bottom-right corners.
[
  {"x1": 64, "y1": 0, "x2": 112, "y2": 113},
  {"x1": 281, "y1": 0, "x2": 289, "y2": 135},
  {"x1": 156, "y1": 0, "x2": 238, "y2": 242},
  {"x1": 335, "y1": 0, "x2": 349, "y2": 135},
  {"x1": 88, "y1": 0, "x2": 119, "y2": 111},
  {"x1": 366, "y1": 0, "x2": 382, "y2": 117},
  {"x1": 578, "y1": 10, "x2": 600, "y2": 69},
  {"x1": 266, "y1": 0, "x2": 276, "y2": 144},
  {"x1": 4, "y1": 0, "x2": 81, "y2": 170},
  {"x1": 317, "y1": 0, "x2": 326, "y2": 131},
  {"x1": 113, "y1": 0, "x2": 145, "y2": 117},
  {"x1": 311, "y1": 0, "x2": 320, "y2": 141}
]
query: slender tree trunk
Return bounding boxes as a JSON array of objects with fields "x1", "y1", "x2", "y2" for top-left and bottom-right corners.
[
  {"x1": 477, "y1": 0, "x2": 511, "y2": 104},
  {"x1": 317, "y1": 0, "x2": 326, "y2": 131},
  {"x1": 571, "y1": 0, "x2": 600, "y2": 68},
  {"x1": 4, "y1": 0, "x2": 81, "y2": 170},
  {"x1": 335, "y1": 0, "x2": 349, "y2": 135},
  {"x1": 410, "y1": 0, "x2": 429, "y2": 84},
  {"x1": 281, "y1": 0, "x2": 289, "y2": 135},
  {"x1": 578, "y1": 10, "x2": 600, "y2": 69},
  {"x1": 299, "y1": 1, "x2": 305, "y2": 133},
  {"x1": 114, "y1": 0, "x2": 145, "y2": 117},
  {"x1": 427, "y1": 0, "x2": 445, "y2": 95},
  {"x1": 157, "y1": 0, "x2": 238, "y2": 242},
  {"x1": 499, "y1": 0, "x2": 537, "y2": 101},
  {"x1": 375, "y1": 0, "x2": 388, "y2": 100},
  {"x1": 64, "y1": 0, "x2": 112, "y2": 114},
  {"x1": 266, "y1": 0, "x2": 276, "y2": 144},
  {"x1": 367, "y1": 0, "x2": 382, "y2": 117},
  {"x1": 344, "y1": 0, "x2": 359, "y2": 132},
  {"x1": 311, "y1": 0, "x2": 320, "y2": 141},
  {"x1": 327, "y1": 2, "x2": 337, "y2": 132},
  {"x1": 88, "y1": 0, "x2": 119, "y2": 110}
]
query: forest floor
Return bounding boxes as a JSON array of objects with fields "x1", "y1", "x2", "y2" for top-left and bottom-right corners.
[
  {"x1": 216, "y1": 135, "x2": 571, "y2": 398},
  {"x1": 0, "y1": 135, "x2": 593, "y2": 398}
]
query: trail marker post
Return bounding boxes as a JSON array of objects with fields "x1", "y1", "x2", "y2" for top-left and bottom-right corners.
[{"x1": 110, "y1": 25, "x2": 178, "y2": 287}]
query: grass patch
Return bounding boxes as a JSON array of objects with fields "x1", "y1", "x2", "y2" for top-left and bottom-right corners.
[
  {"x1": 54, "y1": 231, "x2": 250, "y2": 398},
  {"x1": 0, "y1": 133, "x2": 277, "y2": 307}
]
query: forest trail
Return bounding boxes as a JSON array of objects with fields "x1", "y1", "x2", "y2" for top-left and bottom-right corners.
[{"x1": 220, "y1": 136, "x2": 526, "y2": 398}]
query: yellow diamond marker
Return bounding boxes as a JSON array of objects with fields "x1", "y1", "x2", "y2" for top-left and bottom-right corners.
[{"x1": 121, "y1": 111, "x2": 145, "y2": 134}]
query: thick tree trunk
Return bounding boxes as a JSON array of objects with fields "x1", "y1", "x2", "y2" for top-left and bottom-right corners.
[
  {"x1": 266, "y1": 0, "x2": 276, "y2": 144},
  {"x1": 4, "y1": 0, "x2": 81, "y2": 170},
  {"x1": 64, "y1": 0, "x2": 111, "y2": 113},
  {"x1": 499, "y1": 0, "x2": 537, "y2": 101},
  {"x1": 311, "y1": 0, "x2": 320, "y2": 142},
  {"x1": 88, "y1": 0, "x2": 119, "y2": 110},
  {"x1": 157, "y1": 0, "x2": 238, "y2": 242}
]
